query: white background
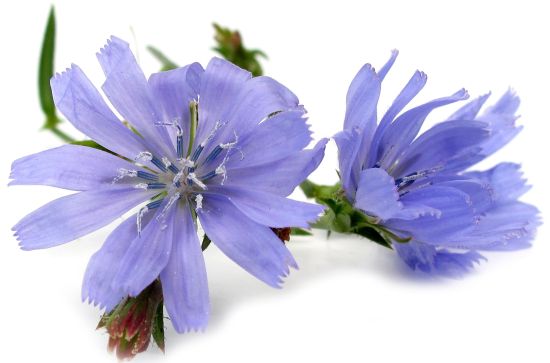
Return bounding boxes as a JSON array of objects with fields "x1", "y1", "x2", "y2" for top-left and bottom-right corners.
[{"x1": 1, "y1": 0, "x2": 549, "y2": 362}]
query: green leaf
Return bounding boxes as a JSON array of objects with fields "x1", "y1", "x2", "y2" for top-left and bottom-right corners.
[
  {"x1": 70, "y1": 140, "x2": 111, "y2": 153},
  {"x1": 151, "y1": 302, "x2": 165, "y2": 352},
  {"x1": 290, "y1": 227, "x2": 313, "y2": 236},
  {"x1": 39, "y1": 6, "x2": 57, "y2": 125},
  {"x1": 201, "y1": 235, "x2": 211, "y2": 251},
  {"x1": 147, "y1": 46, "x2": 178, "y2": 71}
]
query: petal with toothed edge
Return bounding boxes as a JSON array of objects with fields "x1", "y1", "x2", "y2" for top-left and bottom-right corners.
[
  {"x1": 9, "y1": 145, "x2": 146, "y2": 191},
  {"x1": 393, "y1": 240, "x2": 486, "y2": 277},
  {"x1": 198, "y1": 195, "x2": 297, "y2": 288},
  {"x1": 466, "y1": 201, "x2": 540, "y2": 251},
  {"x1": 97, "y1": 36, "x2": 174, "y2": 158},
  {"x1": 160, "y1": 205, "x2": 209, "y2": 333},
  {"x1": 148, "y1": 63, "x2": 204, "y2": 154},
  {"x1": 334, "y1": 129, "x2": 362, "y2": 199},
  {"x1": 378, "y1": 89, "x2": 469, "y2": 170},
  {"x1": 447, "y1": 93, "x2": 490, "y2": 121},
  {"x1": 13, "y1": 186, "x2": 156, "y2": 250},
  {"x1": 344, "y1": 64, "x2": 380, "y2": 133},
  {"x1": 203, "y1": 75, "x2": 304, "y2": 155},
  {"x1": 354, "y1": 168, "x2": 403, "y2": 221},
  {"x1": 368, "y1": 70, "x2": 428, "y2": 168},
  {"x1": 392, "y1": 120, "x2": 489, "y2": 178},
  {"x1": 474, "y1": 90, "x2": 522, "y2": 159},
  {"x1": 82, "y1": 212, "x2": 153, "y2": 311},
  {"x1": 385, "y1": 185, "x2": 476, "y2": 244},
  {"x1": 208, "y1": 186, "x2": 324, "y2": 228},
  {"x1": 225, "y1": 110, "x2": 312, "y2": 169},
  {"x1": 112, "y1": 198, "x2": 178, "y2": 297},
  {"x1": 225, "y1": 138, "x2": 327, "y2": 197},
  {"x1": 376, "y1": 49, "x2": 399, "y2": 81},
  {"x1": 465, "y1": 163, "x2": 530, "y2": 203},
  {"x1": 50, "y1": 64, "x2": 148, "y2": 160},
  {"x1": 195, "y1": 57, "x2": 251, "y2": 145}
]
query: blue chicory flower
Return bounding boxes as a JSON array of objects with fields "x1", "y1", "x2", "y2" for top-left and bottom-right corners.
[
  {"x1": 335, "y1": 50, "x2": 540, "y2": 277},
  {"x1": 10, "y1": 36, "x2": 327, "y2": 332}
]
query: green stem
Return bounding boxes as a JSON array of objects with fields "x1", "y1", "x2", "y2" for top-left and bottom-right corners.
[{"x1": 47, "y1": 126, "x2": 76, "y2": 143}]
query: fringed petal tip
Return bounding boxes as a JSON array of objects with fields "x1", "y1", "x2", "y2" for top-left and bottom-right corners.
[
  {"x1": 96, "y1": 36, "x2": 130, "y2": 76},
  {"x1": 395, "y1": 241, "x2": 488, "y2": 278},
  {"x1": 172, "y1": 320, "x2": 209, "y2": 334}
]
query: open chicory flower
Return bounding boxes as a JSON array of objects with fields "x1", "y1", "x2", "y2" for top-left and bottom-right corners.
[
  {"x1": 11, "y1": 36, "x2": 326, "y2": 342},
  {"x1": 328, "y1": 50, "x2": 540, "y2": 276}
]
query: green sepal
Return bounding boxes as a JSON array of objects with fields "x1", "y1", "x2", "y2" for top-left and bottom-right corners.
[
  {"x1": 151, "y1": 302, "x2": 165, "y2": 352},
  {"x1": 201, "y1": 235, "x2": 212, "y2": 251},
  {"x1": 300, "y1": 179, "x2": 395, "y2": 249},
  {"x1": 212, "y1": 23, "x2": 267, "y2": 76}
]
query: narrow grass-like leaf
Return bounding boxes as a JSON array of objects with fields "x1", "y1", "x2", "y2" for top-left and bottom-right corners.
[{"x1": 147, "y1": 46, "x2": 178, "y2": 71}]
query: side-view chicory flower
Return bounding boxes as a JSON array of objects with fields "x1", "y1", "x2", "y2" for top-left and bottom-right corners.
[
  {"x1": 10, "y1": 36, "x2": 326, "y2": 345},
  {"x1": 322, "y1": 50, "x2": 540, "y2": 276}
]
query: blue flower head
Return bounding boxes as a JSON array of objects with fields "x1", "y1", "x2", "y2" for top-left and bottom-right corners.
[
  {"x1": 335, "y1": 50, "x2": 540, "y2": 277},
  {"x1": 10, "y1": 36, "x2": 327, "y2": 332}
]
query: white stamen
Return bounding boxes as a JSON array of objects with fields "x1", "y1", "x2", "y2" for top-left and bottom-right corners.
[
  {"x1": 157, "y1": 192, "x2": 181, "y2": 221},
  {"x1": 112, "y1": 168, "x2": 137, "y2": 184},
  {"x1": 200, "y1": 121, "x2": 225, "y2": 147},
  {"x1": 162, "y1": 156, "x2": 172, "y2": 168},
  {"x1": 137, "y1": 206, "x2": 149, "y2": 236},
  {"x1": 178, "y1": 158, "x2": 195, "y2": 168},
  {"x1": 187, "y1": 173, "x2": 207, "y2": 190},
  {"x1": 220, "y1": 131, "x2": 239, "y2": 149},
  {"x1": 215, "y1": 164, "x2": 228, "y2": 185},
  {"x1": 172, "y1": 170, "x2": 184, "y2": 185},
  {"x1": 135, "y1": 151, "x2": 153, "y2": 163},
  {"x1": 195, "y1": 194, "x2": 203, "y2": 212},
  {"x1": 134, "y1": 183, "x2": 148, "y2": 190}
]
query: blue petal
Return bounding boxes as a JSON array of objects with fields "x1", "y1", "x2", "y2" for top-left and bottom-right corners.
[
  {"x1": 225, "y1": 110, "x2": 311, "y2": 169},
  {"x1": 354, "y1": 168, "x2": 402, "y2": 220},
  {"x1": 465, "y1": 162, "x2": 531, "y2": 203},
  {"x1": 385, "y1": 185, "x2": 475, "y2": 244},
  {"x1": 447, "y1": 93, "x2": 490, "y2": 121},
  {"x1": 50, "y1": 64, "x2": 148, "y2": 160},
  {"x1": 160, "y1": 205, "x2": 209, "y2": 333},
  {"x1": 9, "y1": 145, "x2": 143, "y2": 191},
  {"x1": 199, "y1": 74, "x2": 303, "y2": 162},
  {"x1": 97, "y1": 36, "x2": 174, "y2": 158},
  {"x1": 211, "y1": 186, "x2": 324, "y2": 228},
  {"x1": 344, "y1": 63, "x2": 380, "y2": 133},
  {"x1": 225, "y1": 138, "x2": 327, "y2": 196},
  {"x1": 475, "y1": 90, "x2": 522, "y2": 158},
  {"x1": 367, "y1": 70, "x2": 427, "y2": 168},
  {"x1": 378, "y1": 89, "x2": 469, "y2": 169},
  {"x1": 394, "y1": 240, "x2": 486, "y2": 277},
  {"x1": 148, "y1": 63, "x2": 204, "y2": 155},
  {"x1": 82, "y1": 213, "x2": 150, "y2": 311},
  {"x1": 393, "y1": 120, "x2": 489, "y2": 178},
  {"x1": 376, "y1": 49, "x2": 399, "y2": 81},
  {"x1": 13, "y1": 186, "x2": 155, "y2": 250},
  {"x1": 463, "y1": 201, "x2": 540, "y2": 251},
  {"x1": 198, "y1": 195, "x2": 297, "y2": 288},
  {"x1": 112, "y1": 198, "x2": 178, "y2": 296},
  {"x1": 333, "y1": 129, "x2": 362, "y2": 199},
  {"x1": 195, "y1": 58, "x2": 251, "y2": 145}
]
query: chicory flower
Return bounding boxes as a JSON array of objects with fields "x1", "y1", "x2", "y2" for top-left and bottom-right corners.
[
  {"x1": 11, "y1": 36, "x2": 326, "y2": 332},
  {"x1": 334, "y1": 50, "x2": 540, "y2": 276}
]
